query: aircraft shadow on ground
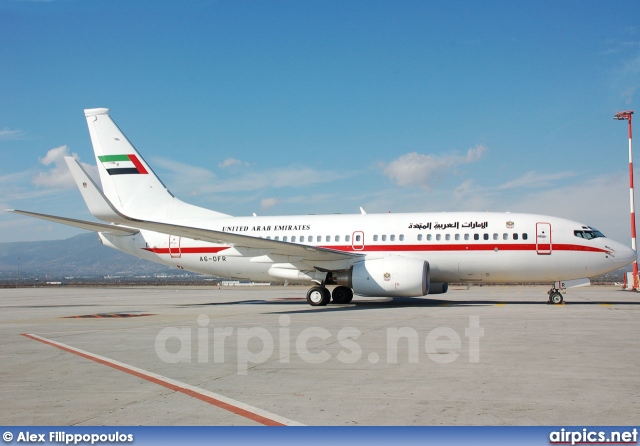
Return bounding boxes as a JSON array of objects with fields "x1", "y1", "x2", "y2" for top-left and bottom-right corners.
[
  {"x1": 179, "y1": 297, "x2": 640, "y2": 314},
  {"x1": 6, "y1": 304, "x2": 102, "y2": 309}
]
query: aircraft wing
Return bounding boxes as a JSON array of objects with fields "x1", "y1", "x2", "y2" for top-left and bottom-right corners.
[
  {"x1": 9, "y1": 209, "x2": 358, "y2": 262},
  {"x1": 59, "y1": 157, "x2": 360, "y2": 263},
  {"x1": 8, "y1": 210, "x2": 140, "y2": 236},
  {"x1": 113, "y1": 215, "x2": 360, "y2": 262}
]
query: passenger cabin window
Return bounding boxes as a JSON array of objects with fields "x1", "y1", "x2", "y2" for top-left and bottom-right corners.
[
  {"x1": 345, "y1": 235, "x2": 351, "y2": 242},
  {"x1": 291, "y1": 236, "x2": 296, "y2": 242},
  {"x1": 283, "y1": 236, "x2": 288, "y2": 242},
  {"x1": 513, "y1": 233, "x2": 519, "y2": 240},
  {"x1": 464, "y1": 234, "x2": 469, "y2": 241},
  {"x1": 474, "y1": 234, "x2": 480, "y2": 241},
  {"x1": 335, "y1": 235, "x2": 340, "y2": 242},
  {"x1": 373, "y1": 235, "x2": 379, "y2": 241},
  {"x1": 436, "y1": 234, "x2": 441, "y2": 241},
  {"x1": 493, "y1": 233, "x2": 498, "y2": 240},
  {"x1": 445, "y1": 234, "x2": 450, "y2": 241},
  {"x1": 390, "y1": 235, "x2": 395, "y2": 241},
  {"x1": 455, "y1": 234, "x2": 460, "y2": 241},
  {"x1": 522, "y1": 233, "x2": 528, "y2": 240},
  {"x1": 503, "y1": 233, "x2": 508, "y2": 240},
  {"x1": 399, "y1": 234, "x2": 404, "y2": 241},
  {"x1": 417, "y1": 234, "x2": 423, "y2": 241},
  {"x1": 326, "y1": 235, "x2": 331, "y2": 242},
  {"x1": 427, "y1": 234, "x2": 432, "y2": 241},
  {"x1": 382, "y1": 235, "x2": 387, "y2": 241}
]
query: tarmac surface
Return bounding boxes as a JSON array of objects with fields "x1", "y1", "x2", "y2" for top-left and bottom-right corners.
[{"x1": 0, "y1": 284, "x2": 638, "y2": 426}]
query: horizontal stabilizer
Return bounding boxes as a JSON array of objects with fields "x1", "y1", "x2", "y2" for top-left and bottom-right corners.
[
  {"x1": 64, "y1": 156, "x2": 128, "y2": 224},
  {"x1": 7, "y1": 210, "x2": 139, "y2": 236}
]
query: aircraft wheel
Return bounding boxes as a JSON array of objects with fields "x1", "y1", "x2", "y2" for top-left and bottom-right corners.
[
  {"x1": 307, "y1": 286, "x2": 330, "y2": 306},
  {"x1": 549, "y1": 292, "x2": 564, "y2": 305},
  {"x1": 331, "y1": 286, "x2": 354, "y2": 304}
]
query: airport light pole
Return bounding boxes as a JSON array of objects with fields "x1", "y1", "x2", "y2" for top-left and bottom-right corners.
[{"x1": 615, "y1": 110, "x2": 638, "y2": 290}]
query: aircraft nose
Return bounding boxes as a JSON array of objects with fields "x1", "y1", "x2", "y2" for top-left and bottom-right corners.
[{"x1": 613, "y1": 243, "x2": 637, "y2": 266}]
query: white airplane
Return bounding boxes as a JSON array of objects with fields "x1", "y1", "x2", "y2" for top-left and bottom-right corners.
[{"x1": 9, "y1": 108, "x2": 637, "y2": 306}]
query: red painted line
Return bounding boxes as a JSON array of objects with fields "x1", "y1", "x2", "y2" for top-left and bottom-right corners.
[
  {"x1": 127, "y1": 154, "x2": 148, "y2": 175},
  {"x1": 143, "y1": 247, "x2": 229, "y2": 254},
  {"x1": 21, "y1": 334, "x2": 302, "y2": 426}
]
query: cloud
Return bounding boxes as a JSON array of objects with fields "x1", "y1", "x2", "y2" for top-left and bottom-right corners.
[
  {"x1": 222, "y1": 167, "x2": 349, "y2": 192},
  {"x1": 152, "y1": 156, "x2": 355, "y2": 197},
  {"x1": 218, "y1": 157, "x2": 244, "y2": 168},
  {"x1": 604, "y1": 41, "x2": 640, "y2": 104},
  {"x1": 260, "y1": 197, "x2": 279, "y2": 209},
  {"x1": 618, "y1": 54, "x2": 640, "y2": 104},
  {"x1": 0, "y1": 171, "x2": 32, "y2": 185},
  {"x1": 31, "y1": 145, "x2": 98, "y2": 189},
  {"x1": 495, "y1": 171, "x2": 577, "y2": 190},
  {"x1": 0, "y1": 129, "x2": 25, "y2": 141},
  {"x1": 151, "y1": 157, "x2": 217, "y2": 196},
  {"x1": 382, "y1": 145, "x2": 487, "y2": 189}
]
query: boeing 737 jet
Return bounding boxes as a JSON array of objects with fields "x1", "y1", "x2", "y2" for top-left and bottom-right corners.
[{"x1": 9, "y1": 109, "x2": 637, "y2": 305}]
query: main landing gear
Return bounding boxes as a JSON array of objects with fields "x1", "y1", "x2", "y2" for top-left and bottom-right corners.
[
  {"x1": 547, "y1": 287, "x2": 564, "y2": 305},
  {"x1": 306, "y1": 285, "x2": 354, "y2": 306}
]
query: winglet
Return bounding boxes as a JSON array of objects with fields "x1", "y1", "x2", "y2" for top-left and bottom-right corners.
[{"x1": 64, "y1": 156, "x2": 127, "y2": 224}]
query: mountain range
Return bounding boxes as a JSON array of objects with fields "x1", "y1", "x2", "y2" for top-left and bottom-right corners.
[{"x1": 0, "y1": 233, "x2": 183, "y2": 279}]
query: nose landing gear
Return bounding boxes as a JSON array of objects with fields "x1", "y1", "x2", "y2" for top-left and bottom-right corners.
[{"x1": 547, "y1": 288, "x2": 564, "y2": 305}]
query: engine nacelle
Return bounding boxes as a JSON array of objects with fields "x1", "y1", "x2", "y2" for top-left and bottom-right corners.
[
  {"x1": 336, "y1": 255, "x2": 430, "y2": 297},
  {"x1": 428, "y1": 282, "x2": 449, "y2": 294}
]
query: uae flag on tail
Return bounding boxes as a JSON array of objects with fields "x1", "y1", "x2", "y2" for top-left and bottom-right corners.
[{"x1": 98, "y1": 154, "x2": 149, "y2": 175}]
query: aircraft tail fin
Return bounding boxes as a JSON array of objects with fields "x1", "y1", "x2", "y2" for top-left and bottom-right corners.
[{"x1": 83, "y1": 108, "x2": 229, "y2": 221}]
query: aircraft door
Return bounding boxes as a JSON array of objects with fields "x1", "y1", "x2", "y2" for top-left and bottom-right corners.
[
  {"x1": 536, "y1": 222, "x2": 552, "y2": 255},
  {"x1": 169, "y1": 235, "x2": 182, "y2": 258},
  {"x1": 352, "y1": 231, "x2": 365, "y2": 250}
]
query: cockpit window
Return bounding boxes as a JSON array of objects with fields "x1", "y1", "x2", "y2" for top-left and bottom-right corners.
[{"x1": 574, "y1": 228, "x2": 606, "y2": 240}]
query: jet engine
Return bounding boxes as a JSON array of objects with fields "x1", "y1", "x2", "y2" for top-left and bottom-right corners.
[
  {"x1": 334, "y1": 255, "x2": 430, "y2": 297},
  {"x1": 428, "y1": 282, "x2": 449, "y2": 294}
]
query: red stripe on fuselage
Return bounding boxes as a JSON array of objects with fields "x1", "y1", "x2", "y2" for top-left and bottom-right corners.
[
  {"x1": 143, "y1": 243, "x2": 608, "y2": 255},
  {"x1": 143, "y1": 247, "x2": 229, "y2": 254},
  {"x1": 320, "y1": 243, "x2": 609, "y2": 253}
]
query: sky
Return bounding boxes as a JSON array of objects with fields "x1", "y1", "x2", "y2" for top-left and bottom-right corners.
[{"x1": 1, "y1": 0, "x2": 640, "y2": 244}]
